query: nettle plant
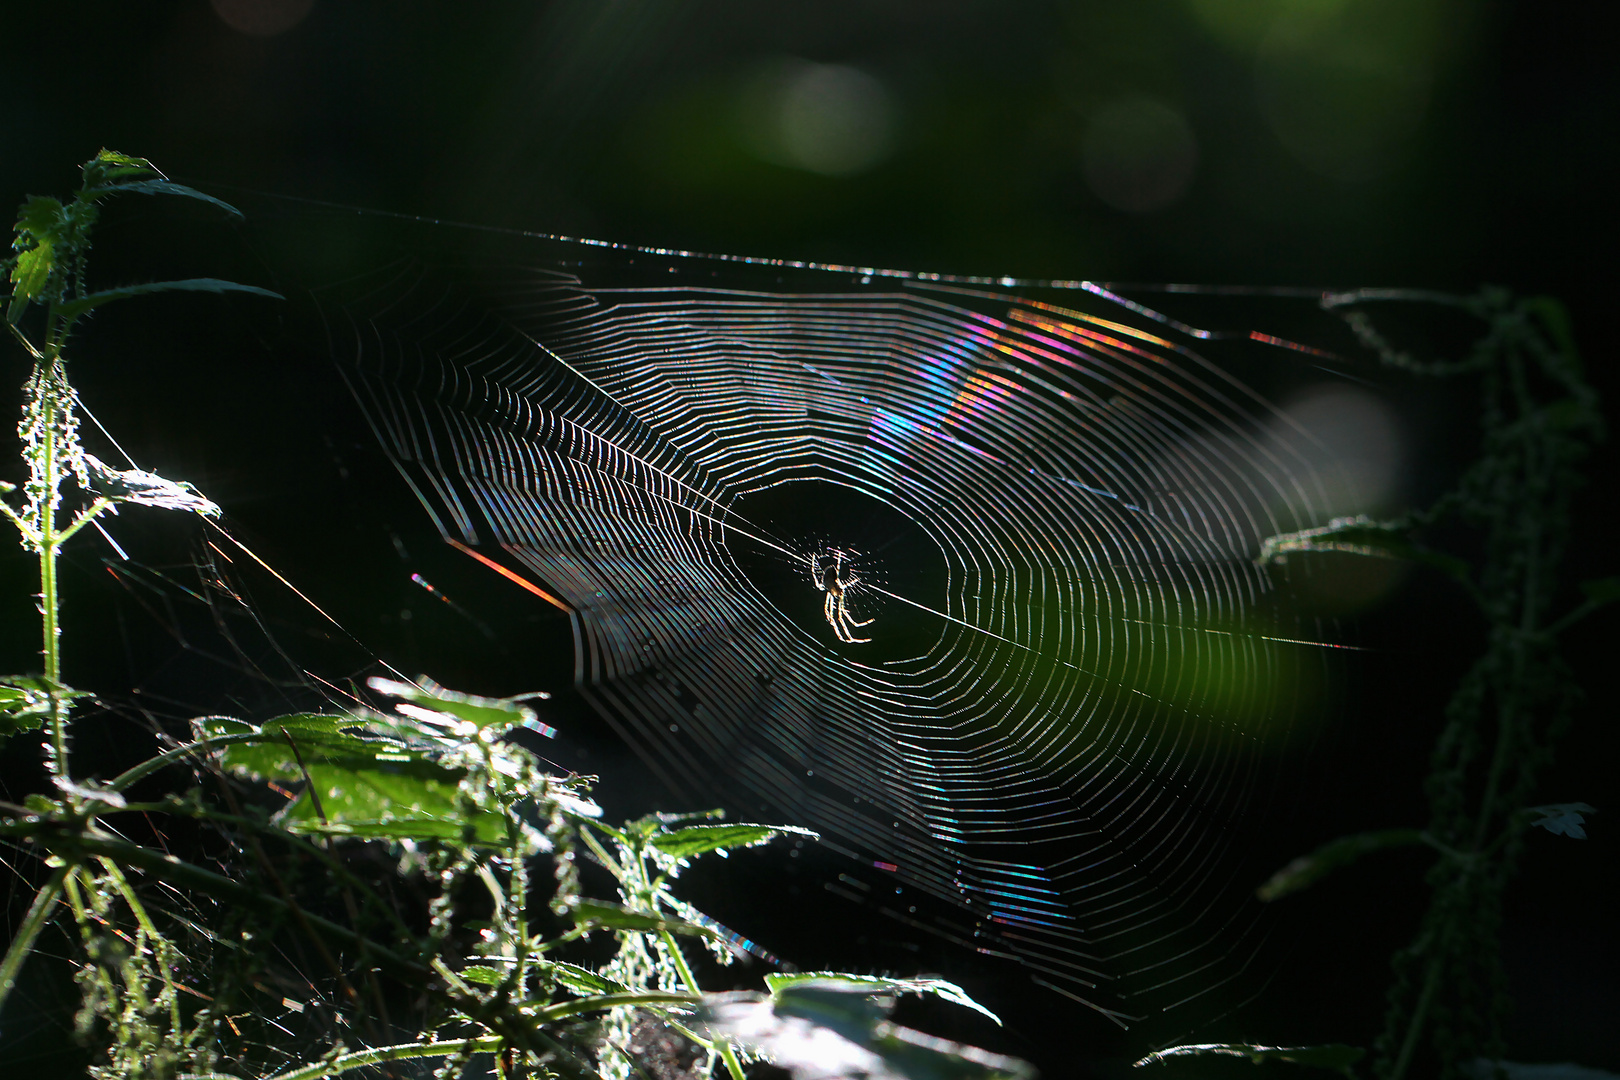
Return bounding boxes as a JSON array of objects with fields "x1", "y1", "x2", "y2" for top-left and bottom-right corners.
[{"x1": 0, "y1": 152, "x2": 1031, "y2": 1080}]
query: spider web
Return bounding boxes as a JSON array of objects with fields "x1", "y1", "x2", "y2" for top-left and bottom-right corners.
[{"x1": 309, "y1": 227, "x2": 1353, "y2": 1029}]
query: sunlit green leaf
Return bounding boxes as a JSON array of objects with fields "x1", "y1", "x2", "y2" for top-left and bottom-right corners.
[
  {"x1": 651, "y1": 822, "x2": 818, "y2": 859},
  {"x1": 699, "y1": 981, "x2": 1033, "y2": 1080},
  {"x1": 274, "y1": 759, "x2": 509, "y2": 846},
  {"x1": 80, "y1": 150, "x2": 161, "y2": 188},
  {"x1": 193, "y1": 716, "x2": 256, "y2": 740},
  {"x1": 217, "y1": 715, "x2": 395, "y2": 780},
  {"x1": 368, "y1": 676, "x2": 541, "y2": 733},
  {"x1": 213, "y1": 712, "x2": 511, "y2": 845},
  {"x1": 1257, "y1": 828, "x2": 1426, "y2": 902},
  {"x1": 0, "y1": 679, "x2": 52, "y2": 738},
  {"x1": 550, "y1": 961, "x2": 627, "y2": 996},
  {"x1": 765, "y1": 972, "x2": 1001, "y2": 1027},
  {"x1": 0, "y1": 676, "x2": 89, "y2": 740},
  {"x1": 53, "y1": 278, "x2": 282, "y2": 323},
  {"x1": 568, "y1": 899, "x2": 711, "y2": 936},
  {"x1": 7, "y1": 241, "x2": 54, "y2": 323},
  {"x1": 1135, "y1": 1042, "x2": 1365, "y2": 1073},
  {"x1": 15, "y1": 194, "x2": 67, "y2": 239},
  {"x1": 458, "y1": 965, "x2": 507, "y2": 987}
]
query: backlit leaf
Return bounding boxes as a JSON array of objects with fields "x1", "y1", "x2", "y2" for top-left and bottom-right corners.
[
  {"x1": 550, "y1": 961, "x2": 627, "y2": 996},
  {"x1": 569, "y1": 899, "x2": 712, "y2": 937},
  {"x1": 7, "y1": 242, "x2": 54, "y2": 323},
  {"x1": 80, "y1": 150, "x2": 161, "y2": 188},
  {"x1": 82, "y1": 178, "x2": 245, "y2": 219},
  {"x1": 458, "y1": 966, "x2": 507, "y2": 987},
  {"x1": 53, "y1": 278, "x2": 282, "y2": 323},
  {"x1": 0, "y1": 676, "x2": 89, "y2": 740},
  {"x1": 368, "y1": 676, "x2": 540, "y2": 733},
  {"x1": 651, "y1": 822, "x2": 818, "y2": 859},
  {"x1": 1136, "y1": 1043, "x2": 1364, "y2": 1074},
  {"x1": 698, "y1": 981, "x2": 1033, "y2": 1080},
  {"x1": 765, "y1": 972, "x2": 1001, "y2": 1027},
  {"x1": 274, "y1": 759, "x2": 509, "y2": 847}
]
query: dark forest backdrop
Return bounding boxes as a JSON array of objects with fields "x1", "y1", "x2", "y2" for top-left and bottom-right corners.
[{"x1": 2, "y1": 2, "x2": 1616, "y2": 1075}]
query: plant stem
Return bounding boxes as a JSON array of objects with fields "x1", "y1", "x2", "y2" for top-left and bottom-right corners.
[
  {"x1": 37, "y1": 363, "x2": 67, "y2": 779},
  {"x1": 660, "y1": 928, "x2": 746, "y2": 1080},
  {"x1": 0, "y1": 861, "x2": 74, "y2": 1017},
  {"x1": 1389, "y1": 955, "x2": 1443, "y2": 1080},
  {"x1": 265, "y1": 1035, "x2": 504, "y2": 1080},
  {"x1": 95, "y1": 855, "x2": 185, "y2": 1037}
]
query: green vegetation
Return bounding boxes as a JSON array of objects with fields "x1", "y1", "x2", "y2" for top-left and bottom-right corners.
[
  {"x1": 0, "y1": 152, "x2": 1029, "y2": 1080},
  {"x1": 2, "y1": 151, "x2": 1609, "y2": 1080},
  {"x1": 1166, "y1": 289, "x2": 1608, "y2": 1077}
]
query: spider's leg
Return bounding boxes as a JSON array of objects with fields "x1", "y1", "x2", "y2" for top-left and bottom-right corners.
[
  {"x1": 849, "y1": 615, "x2": 875, "y2": 627},
  {"x1": 835, "y1": 599, "x2": 873, "y2": 643}
]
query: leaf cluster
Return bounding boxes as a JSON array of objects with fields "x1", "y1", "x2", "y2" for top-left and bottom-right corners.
[{"x1": 7, "y1": 149, "x2": 278, "y2": 353}]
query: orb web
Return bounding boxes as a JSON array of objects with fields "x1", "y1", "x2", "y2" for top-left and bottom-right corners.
[{"x1": 320, "y1": 243, "x2": 1341, "y2": 1027}]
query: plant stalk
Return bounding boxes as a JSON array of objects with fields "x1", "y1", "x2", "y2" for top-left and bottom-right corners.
[
  {"x1": 0, "y1": 861, "x2": 74, "y2": 1017},
  {"x1": 36, "y1": 362, "x2": 68, "y2": 779}
]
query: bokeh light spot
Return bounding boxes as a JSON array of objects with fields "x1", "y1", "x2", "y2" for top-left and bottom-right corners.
[
  {"x1": 210, "y1": 0, "x2": 314, "y2": 38},
  {"x1": 740, "y1": 59, "x2": 897, "y2": 177},
  {"x1": 1277, "y1": 382, "x2": 1406, "y2": 517},
  {"x1": 1183, "y1": 0, "x2": 1351, "y2": 52},
  {"x1": 1255, "y1": 8, "x2": 1433, "y2": 180},
  {"x1": 1079, "y1": 96, "x2": 1199, "y2": 213}
]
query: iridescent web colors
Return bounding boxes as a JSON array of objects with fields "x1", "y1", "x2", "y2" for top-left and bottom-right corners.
[{"x1": 328, "y1": 247, "x2": 1340, "y2": 1029}]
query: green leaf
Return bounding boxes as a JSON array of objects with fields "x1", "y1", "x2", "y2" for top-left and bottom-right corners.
[
  {"x1": 1257, "y1": 828, "x2": 1426, "y2": 902},
  {"x1": 368, "y1": 676, "x2": 541, "y2": 733},
  {"x1": 651, "y1": 822, "x2": 819, "y2": 860},
  {"x1": 549, "y1": 961, "x2": 627, "y2": 996},
  {"x1": 193, "y1": 716, "x2": 256, "y2": 739},
  {"x1": 83, "y1": 453, "x2": 220, "y2": 516},
  {"x1": 765, "y1": 972, "x2": 1001, "y2": 1027},
  {"x1": 80, "y1": 150, "x2": 161, "y2": 188},
  {"x1": 217, "y1": 714, "x2": 396, "y2": 780},
  {"x1": 0, "y1": 678, "x2": 52, "y2": 738},
  {"x1": 53, "y1": 278, "x2": 282, "y2": 323},
  {"x1": 275, "y1": 760, "x2": 508, "y2": 846},
  {"x1": 14, "y1": 194, "x2": 67, "y2": 240},
  {"x1": 216, "y1": 712, "x2": 512, "y2": 846},
  {"x1": 458, "y1": 965, "x2": 507, "y2": 987},
  {"x1": 1135, "y1": 1043, "x2": 1365, "y2": 1074},
  {"x1": 0, "y1": 676, "x2": 90, "y2": 740},
  {"x1": 1527, "y1": 802, "x2": 1595, "y2": 840},
  {"x1": 698, "y1": 982, "x2": 1033, "y2": 1080},
  {"x1": 1257, "y1": 515, "x2": 1470, "y2": 584},
  {"x1": 80, "y1": 178, "x2": 245, "y2": 219},
  {"x1": 568, "y1": 899, "x2": 712, "y2": 937},
  {"x1": 7, "y1": 241, "x2": 54, "y2": 323}
]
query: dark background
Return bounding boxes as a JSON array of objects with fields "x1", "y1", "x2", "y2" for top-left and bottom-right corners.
[{"x1": 1, "y1": 1, "x2": 1616, "y2": 1076}]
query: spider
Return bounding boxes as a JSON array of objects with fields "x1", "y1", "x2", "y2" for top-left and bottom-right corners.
[{"x1": 811, "y1": 549, "x2": 874, "y2": 643}]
